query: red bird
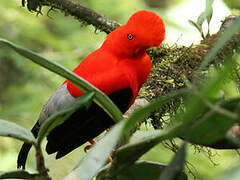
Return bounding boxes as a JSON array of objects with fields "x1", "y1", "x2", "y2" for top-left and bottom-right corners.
[{"x1": 17, "y1": 10, "x2": 165, "y2": 169}]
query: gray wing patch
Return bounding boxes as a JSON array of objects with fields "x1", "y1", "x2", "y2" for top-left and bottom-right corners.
[{"x1": 38, "y1": 84, "x2": 75, "y2": 125}]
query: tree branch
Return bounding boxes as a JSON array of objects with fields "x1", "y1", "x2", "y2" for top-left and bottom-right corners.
[
  {"x1": 22, "y1": 0, "x2": 120, "y2": 34},
  {"x1": 34, "y1": 144, "x2": 51, "y2": 180}
]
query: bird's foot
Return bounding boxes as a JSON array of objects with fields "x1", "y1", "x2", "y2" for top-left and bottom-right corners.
[
  {"x1": 123, "y1": 115, "x2": 129, "y2": 119},
  {"x1": 84, "y1": 139, "x2": 96, "y2": 152},
  {"x1": 136, "y1": 122, "x2": 141, "y2": 127},
  {"x1": 106, "y1": 126, "x2": 113, "y2": 132}
]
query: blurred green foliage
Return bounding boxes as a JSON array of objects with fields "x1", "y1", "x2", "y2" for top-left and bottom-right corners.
[
  {"x1": 0, "y1": 0, "x2": 239, "y2": 180},
  {"x1": 223, "y1": 0, "x2": 240, "y2": 10}
]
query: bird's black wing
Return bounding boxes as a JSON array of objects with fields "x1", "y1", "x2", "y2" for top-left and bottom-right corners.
[{"x1": 45, "y1": 88, "x2": 133, "y2": 159}]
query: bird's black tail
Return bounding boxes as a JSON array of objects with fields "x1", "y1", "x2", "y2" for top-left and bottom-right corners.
[{"x1": 17, "y1": 122, "x2": 40, "y2": 169}]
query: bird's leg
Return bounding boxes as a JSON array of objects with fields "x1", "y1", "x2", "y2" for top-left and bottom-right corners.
[{"x1": 84, "y1": 139, "x2": 96, "y2": 152}]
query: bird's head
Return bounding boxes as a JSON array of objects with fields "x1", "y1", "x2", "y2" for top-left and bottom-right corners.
[{"x1": 102, "y1": 10, "x2": 165, "y2": 58}]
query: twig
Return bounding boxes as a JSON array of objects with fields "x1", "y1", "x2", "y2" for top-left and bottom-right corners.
[{"x1": 34, "y1": 144, "x2": 51, "y2": 180}]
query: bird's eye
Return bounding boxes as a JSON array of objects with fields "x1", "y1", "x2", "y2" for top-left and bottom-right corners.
[{"x1": 127, "y1": 33, "x2": 134, "y2": 40}]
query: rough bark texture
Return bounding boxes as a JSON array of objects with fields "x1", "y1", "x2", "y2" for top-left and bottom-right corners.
[{"x1": 22, "y1": 0, "x2": 120, "y2": 33}]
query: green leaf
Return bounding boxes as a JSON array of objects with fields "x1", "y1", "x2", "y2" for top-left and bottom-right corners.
[
  {"x1": 223, "y1": 0, "x2": 240, "y2": 9},
  {"x1": 0, "y1": 170, "x2": 34, "y2": 179},
  {"x1": 197, "y1": 12, "x2": 206, "y2": 27},
  {"x1": 177, "y1": 55, "x2": 238, "y2": 139},
  {"x1": 222, "y1": 132, "x2": 240, "y2": 148},
  {"x1": 159, "y1": 143, "x2": 187, "y2": 180},
  {"x1": 189, "y1": 0, "x2": 214, "y2": 38},
  {"x1": 188, "y1": 20, "x2": 203, "y2": 34},
  {"x1": 0, "y1": 119, "x2": 36, "y2": 144},
  {"x1": 0, "y1": 38, "x2": 123, "y2": 123},
  {"x1": 37, "y1": 92, "x2": 95, "y2": 145},
  {"x1": 182, "y1": 98, "x2": 240, "y2": 146},
  {"x1": 205, "y1": 0, "x2": 214, "y2": 24},
  {"x1": 63, "y1": 120, "x2": 125, "y2": 180},
  {"x1": 109, "y1": 126, "x2": 182, "y2": 176},
  {"x1": 96, "y1": 161, "x2": 187, "y2": 180}
]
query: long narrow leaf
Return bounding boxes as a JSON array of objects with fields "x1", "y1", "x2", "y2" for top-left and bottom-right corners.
[
  {"x1": 97, "y1": 161, "x2": 187, "y2": 180},
  {"x1": 182, "y1": 98, "x2": 239, "y2": 146},
  {"x1": 0, "y1": 38, "x2": 123, "y2": 123},
  {"x1": 189, "y1": 20, "x2": 202, "y2": 34},
  {"x1": 108, "y1": 125, "x2": 182, "y2": 177},
  {"x1": 64, "y1": 121, "x2": 125, "y2": 180},
  {"x1": 0, "y1": 119, "x2": 36, "y2": 144},
  {"x1": 178, "y1": 55, "x2": 238, "y2": 137},
  {"x1": 159, "y1": 143, "x2": 186, "y2": 180},
  {"x1": 197, "y1": 12, "x2": 206, "y2": 27},
  {"x1": 205, "y1": 0, "x2": 214, "y2": 24}
]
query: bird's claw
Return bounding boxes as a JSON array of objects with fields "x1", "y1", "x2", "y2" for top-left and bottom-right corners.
[
  {"x1": 136, "y1": 122, "x2": 141, "y2": 127},
  {"x1": 84, "y1": 139, "x2": 96, "y2": 152},
  {"x1": 108, "y1": 155, "x2": 113, "y2": 163}
]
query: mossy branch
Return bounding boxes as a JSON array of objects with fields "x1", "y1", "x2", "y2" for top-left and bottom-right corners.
[{"x1": 22, "y1": 0, "x2": 120, "y2": 34}]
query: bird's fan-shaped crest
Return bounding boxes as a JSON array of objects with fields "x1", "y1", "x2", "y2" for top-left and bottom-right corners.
[{"x1": 127, "y1": 10, "x2": 165, "y2": 46}]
